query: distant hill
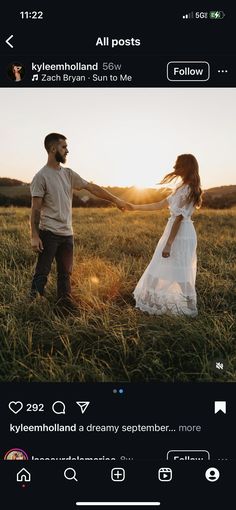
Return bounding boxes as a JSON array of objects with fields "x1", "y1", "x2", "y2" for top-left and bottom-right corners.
[
  {"x1": 0, "y1": 177, "x2": 235, "y2": 209},
  {"x1": 203, "y1": 185, "x2": 236, "y2": 208},
  {"x1": 0, "y1": 177, "x2": 26, "y2": 187},
  {"x1": 204, "y1": 185, "x2": 236, "y2": 195}
]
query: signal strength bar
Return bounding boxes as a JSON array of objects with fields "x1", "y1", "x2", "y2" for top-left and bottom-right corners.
[{"x1": 182, "y1": 12, "x2": 194, "y2": 19}]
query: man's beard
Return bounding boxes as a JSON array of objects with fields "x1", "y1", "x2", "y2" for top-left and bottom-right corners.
[{"x1": 55, "y1": 150, "x2": 66, "y2": 164}]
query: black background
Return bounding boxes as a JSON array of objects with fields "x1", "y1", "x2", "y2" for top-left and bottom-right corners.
[
  {"x1": 0, "y1": 2, "x2": 235, "y2": 508},
  {"x1": 0, "y1": 3, "x2": 236, "y2": 86}
]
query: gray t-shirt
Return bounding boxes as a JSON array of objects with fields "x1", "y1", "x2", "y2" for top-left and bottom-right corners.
[{"x1": 30, "y1": 165, "x2": 88, "y2": 235}]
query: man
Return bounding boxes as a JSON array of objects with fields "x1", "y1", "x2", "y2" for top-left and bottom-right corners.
[{"x1": 30, "y1": 132, "x2": 129, "y2": 312}]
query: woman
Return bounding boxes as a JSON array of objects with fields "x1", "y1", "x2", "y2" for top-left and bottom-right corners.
[
  {"x1": 12, "y1": 64, "x2": 23, "y2": 81},
  {"x1": 8, "y1": 63, "x2": 24, "y2": 82},
  {"x1": 131, "y1": 154, "x2": 202, "y2": 317}
]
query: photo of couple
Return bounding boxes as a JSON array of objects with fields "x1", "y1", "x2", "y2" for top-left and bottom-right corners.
[
  {"x1": 0, "y1": 88, "x2": 235, "y2": 383},
  {"x1": 30, "y1": 133, "x2": 201, "y2": 319}
]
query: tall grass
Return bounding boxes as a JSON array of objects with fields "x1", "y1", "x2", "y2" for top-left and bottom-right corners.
[{"x1": 0, "y1": 207, "x2": 235, "y2": 382}]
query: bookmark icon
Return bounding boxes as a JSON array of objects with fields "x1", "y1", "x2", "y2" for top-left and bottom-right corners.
[{"x1": 214, "y1": 401, "x2": 226, "y2": 414}]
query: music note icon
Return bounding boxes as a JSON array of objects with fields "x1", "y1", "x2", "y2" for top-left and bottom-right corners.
[{"x1": 32, "y1": 74, "x2": 39, "y2": 81}]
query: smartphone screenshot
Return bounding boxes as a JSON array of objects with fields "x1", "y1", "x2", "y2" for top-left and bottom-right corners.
[{"x1": 0, "y1": 3, "x2": 235, "y2": 508}]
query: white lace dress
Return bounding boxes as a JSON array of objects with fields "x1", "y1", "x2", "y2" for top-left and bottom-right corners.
[{"x1": 133, "y1": 184, "x2": 198, "y2": 317}]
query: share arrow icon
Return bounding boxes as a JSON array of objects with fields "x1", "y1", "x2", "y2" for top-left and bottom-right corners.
[{"x1": 76, "y1": 401, "x2": 90, "y2": 414}]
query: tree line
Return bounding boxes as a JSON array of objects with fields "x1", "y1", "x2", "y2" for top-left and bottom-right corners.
[{"x1": 0, "y1": 192, "x2": 236, "y2": 208}]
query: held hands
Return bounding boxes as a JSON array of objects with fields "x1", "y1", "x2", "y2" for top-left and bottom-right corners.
[
  {"x1": 31, "y1": 235, "x2": 44, "y2": 253},
  {"x1": 115, "y1": 199, "x2": 135, "y2": 212},
  {"x1": 122, "y1": 202, "x2": 135, "y2": 211}
]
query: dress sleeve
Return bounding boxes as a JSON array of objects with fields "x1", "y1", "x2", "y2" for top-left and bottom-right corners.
[
  {"x1": 167, "y1": 185, "x2": 193, "y2": 218},
  {"x1": 70, "y1": 169, "x2": 88, "y2": 190},
  {"x1": 30, "y1": 173, "x2": 46, "y2": 197}
]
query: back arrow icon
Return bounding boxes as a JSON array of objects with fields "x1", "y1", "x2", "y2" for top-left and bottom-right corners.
[{"x1": 6, "y1": 35, "x2": 14, "y2": 48}]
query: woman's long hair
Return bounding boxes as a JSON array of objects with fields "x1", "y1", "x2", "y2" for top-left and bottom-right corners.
[{"x1": 160, "y1": 154, "x2": 203, "y2": 208}]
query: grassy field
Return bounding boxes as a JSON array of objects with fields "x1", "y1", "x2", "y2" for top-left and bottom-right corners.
[{"x1": 0, "y1": 206, "x2": 235, "y2": 382}]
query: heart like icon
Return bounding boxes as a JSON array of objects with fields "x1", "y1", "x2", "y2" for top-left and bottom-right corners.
[{"x1": 8, "y1": 401, "x2": 23, "y2": 414}]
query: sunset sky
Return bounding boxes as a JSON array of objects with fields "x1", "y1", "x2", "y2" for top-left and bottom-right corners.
[{"x1": 0, "y1": 88, "x2": 235, "y2": 189}]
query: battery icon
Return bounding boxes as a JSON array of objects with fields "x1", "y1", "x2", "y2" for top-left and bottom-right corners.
[{"x1": 209, "y1": 11, "x2": 225, "y2": 19}]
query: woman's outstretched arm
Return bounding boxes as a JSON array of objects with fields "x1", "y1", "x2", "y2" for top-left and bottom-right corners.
[{"x1": 131, "y1": 198, "x2": 168, "y2": 211}]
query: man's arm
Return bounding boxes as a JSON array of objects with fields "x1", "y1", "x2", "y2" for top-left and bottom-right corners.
[
  {"x1": 83, "y1": 182, "x2": 131, "y2": 210},
  {"x1": 30, "y1": 197, "x2": 44, "y2": 252}
]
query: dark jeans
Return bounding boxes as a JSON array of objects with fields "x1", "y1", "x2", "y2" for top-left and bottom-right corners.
[{"x1": 30, "y1": 229, "x2": 74, "y2": 299}]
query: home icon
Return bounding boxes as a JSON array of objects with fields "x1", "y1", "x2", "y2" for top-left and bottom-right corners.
[{"x1": 16, "y1": 468, "x2": 31, "y2": 483}]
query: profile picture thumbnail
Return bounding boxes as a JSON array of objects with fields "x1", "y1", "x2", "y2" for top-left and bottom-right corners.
[
  {"x1": 7, "y1": 63, "x2": 25, "y2": 82},
  {"x1": 4, "y1": 448, "x2": 28, "y2": 460}
]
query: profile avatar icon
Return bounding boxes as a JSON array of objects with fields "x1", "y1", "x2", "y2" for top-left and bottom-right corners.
[
  {"x1": 7, "y1": 63, "x2": 25, "y2": 82},
  {"x1": 205, "y1": 467, "x2": 220, "y2": 482},
  {"x1": 4, "y1": 448, "x2": 28, "y2": 460}
]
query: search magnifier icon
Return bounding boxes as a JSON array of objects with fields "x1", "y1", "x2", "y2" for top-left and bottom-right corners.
[{"x1": 64, "y1": 468, "x2": 78, "y2": 482}]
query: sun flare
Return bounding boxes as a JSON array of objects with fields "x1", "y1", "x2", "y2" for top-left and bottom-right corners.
[{"x1": 134, "y1": 185, "x2": 146, "y2": 192}]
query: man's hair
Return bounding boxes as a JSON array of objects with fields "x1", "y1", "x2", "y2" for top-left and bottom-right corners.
[{"x1": 44, "y1": 133, "x2": 66, "y2": 153}]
